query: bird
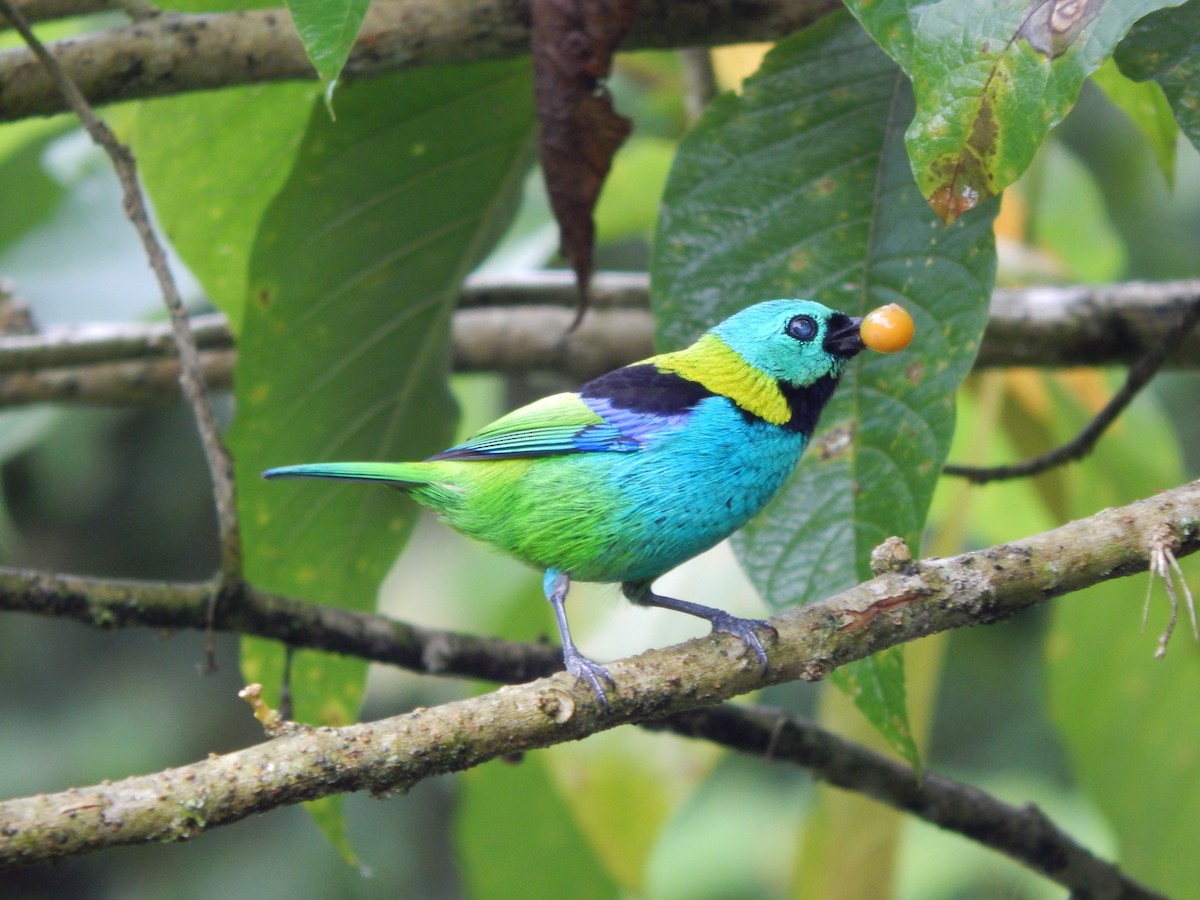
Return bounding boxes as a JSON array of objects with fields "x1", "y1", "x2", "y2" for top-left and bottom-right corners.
[{"x1": 265, "y1": 299, "x2": 878, "y2": 709}]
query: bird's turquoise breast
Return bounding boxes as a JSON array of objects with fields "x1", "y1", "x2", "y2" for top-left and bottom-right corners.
[{"x1": 425, "y1": 396, "x2": 806, "y2": 584}]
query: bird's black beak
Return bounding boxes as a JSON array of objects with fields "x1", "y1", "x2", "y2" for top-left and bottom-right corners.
[{"x1": 824, "y1": 313, "x2": 865, "y2": 358}]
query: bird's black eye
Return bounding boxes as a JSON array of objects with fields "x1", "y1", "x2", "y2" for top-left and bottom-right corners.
[{"x1": 786, "y1": 315, "x2": 818, "y2": 342}]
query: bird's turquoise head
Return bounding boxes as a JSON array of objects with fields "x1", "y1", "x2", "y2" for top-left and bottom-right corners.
[
  {"x1": 709, "y1": 299, "x2": 864, "y2": 387},
  {"x1": 650, "y1": 299, "x2": 865, "y2": 432}
]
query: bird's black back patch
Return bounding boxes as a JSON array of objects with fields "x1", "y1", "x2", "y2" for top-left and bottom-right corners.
[{"x1": 580, "y1": 364, "x2": 716, "y2": 415}]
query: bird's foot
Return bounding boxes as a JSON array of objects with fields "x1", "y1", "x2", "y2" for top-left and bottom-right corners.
[
  {"x1": 563, "y1": 647, "x2": 616, "y2": 712},
  {"x1": 708, "y1": 613, "x2": 778, "y2": 674}
]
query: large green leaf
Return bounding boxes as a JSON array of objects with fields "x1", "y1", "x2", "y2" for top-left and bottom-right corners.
[
  {"x1": 230, "y1": 60, "x2": 534, "y2": 852},
  {"x1": 235, "y1": 56, "x2": 534, "y2": 717},
  {"x1": 845, "y1": 0, "x2": 1188, "y2": 222},
  {"x1": 1115, "y1": 0, "x2": 1200, "y2": 150},
  {"x1": 133, "y1": 84, "x2": 318, "y2": 330},
  {"x1": 651, "y1": 13, "x2": 996, "y2": 762}
]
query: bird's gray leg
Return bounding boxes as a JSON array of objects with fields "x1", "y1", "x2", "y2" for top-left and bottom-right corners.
[
  {"x1": 622, "y1": 581, "x2": 777, "y2": 674},
  {"x1": 544, "y1": 568, "x2": 615, "y2": 709}
]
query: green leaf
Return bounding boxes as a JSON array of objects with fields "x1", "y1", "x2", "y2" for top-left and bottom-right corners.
[
  {"x1": 1115, "y1": 0, "x2": 1200, "y2": 150},
  {"x1": 829, "y1": 651, "x2": 917, "y2": 769},
  {"x1": 133, "y1": 84, "x2": 318, "y2": 330},
  {"x1": 285, "y1": 0, "x2": 371, "y2": 95},
  {"x1": 459, "y1": 754, "x2": 620, "y2": 900},
  {"x1": 651, "y1": 12, "x2": 996, "y2": 764},
  {"x1": 230, "y1": 60, "x2": 534, "y2": 852},
  {"x1": 307, "y1": 795, "x2": 362, "y2": 870},
  {"x1": 1090, "y1": 59, "x2": 1177, "y2": 185},
  {"x1": 845, "y1": 0, "x2": 1188, "y2": 222}
]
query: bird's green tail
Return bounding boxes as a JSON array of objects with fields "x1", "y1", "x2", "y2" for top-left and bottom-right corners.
[{"x1": 262, "y1": 461, "x2": 433, "y2": 487}]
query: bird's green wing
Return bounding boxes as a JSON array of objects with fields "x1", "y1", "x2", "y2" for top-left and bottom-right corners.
[{"x1": 429, "y1": 392, "x2": 640, "y2": 460}]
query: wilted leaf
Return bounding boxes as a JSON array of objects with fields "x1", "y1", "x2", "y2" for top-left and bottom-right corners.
[
  {"x1": 845, "y1": 0, "x2": 1188, "y2": 222},
  {"x1": 652, "y1": 11, "x2": 996, "y2": 763},
  {"x1": 532, "y1": 0, "x2": 637, "y2": 318}
]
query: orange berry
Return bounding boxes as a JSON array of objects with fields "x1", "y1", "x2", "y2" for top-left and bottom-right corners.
[{"x1": 860, "y1": 303, "x2": 914, "y2": 353}]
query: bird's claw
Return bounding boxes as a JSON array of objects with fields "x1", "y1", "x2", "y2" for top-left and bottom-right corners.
[
  {"x1": 564, "y1": 648, "x2": 616, "y2": 711},
  {"x1": 709, "y1": 613, "x2": 777, "y2": 674}
]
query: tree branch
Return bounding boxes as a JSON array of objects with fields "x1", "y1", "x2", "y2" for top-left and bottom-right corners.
[
  {"x1": 0, "y1": 568, "x2": 564, "y2": 684},
  {"x1": 2, "y1": 476, "x2": 1197, "y2": 874},
  {"x1": 0, "y1": 0, "x2": 841, "y2": 122},
  {"x1": 2, "y1": 276, "x2": 1199, "y2": 408}
]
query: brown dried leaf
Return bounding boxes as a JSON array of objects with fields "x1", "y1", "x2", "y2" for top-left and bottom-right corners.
[{"x1": 532, "y1": 0, "x2": 637, "y2": 324}]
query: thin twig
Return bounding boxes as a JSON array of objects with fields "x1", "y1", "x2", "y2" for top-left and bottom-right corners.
[
  {"x1": 944, "y1": 297, "x2": 1200, "y2": 484},
  {"x1": 0, "y1": 0, "x2": 241, "y2": 591}
]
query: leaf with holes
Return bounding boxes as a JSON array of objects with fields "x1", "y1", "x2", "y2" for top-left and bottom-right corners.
[
  {"x1": 651, "y1": 12, "x2": 997, "y2": 763},
  {"x1": 845, "y1": 0, "x2": 1188, "y2": 222}
]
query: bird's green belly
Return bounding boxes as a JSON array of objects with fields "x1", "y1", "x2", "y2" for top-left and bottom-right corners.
[{"x1": 418, "y1": 421, "x2": 805, "y2": 584}]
